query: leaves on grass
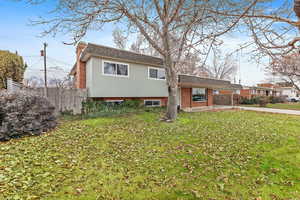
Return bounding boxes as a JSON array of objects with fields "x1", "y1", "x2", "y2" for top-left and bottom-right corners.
[{"x1": 1, "y1": 111, "x2": 300, "y2": 199}]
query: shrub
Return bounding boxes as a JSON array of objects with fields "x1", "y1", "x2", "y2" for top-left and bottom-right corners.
[
  {"x1": 0, "y1": 91, "x2": 57, "y2": 141},
  {"x1": 258, "y1": 96, "x2": 269, "y2": 107},
  {"x1": 239, "y1": 98, "x2": 252, "y2": 105},
  {"x1": 82, "y1": 99, "x2": 143, "y2": 116},
  {"x1": 123, "y1": 99, "x2": 142, "y2": 108},
  {"x1": 269, "y1": 96, "x2": 285, "y2": 104},
  {"x1": 240, "y1": 97, "x2": 259, "y2": 105}
]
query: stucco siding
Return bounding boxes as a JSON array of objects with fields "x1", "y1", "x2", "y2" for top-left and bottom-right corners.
[{"x1": 86, "y1": 57, "x2": 168, "y2": 97}]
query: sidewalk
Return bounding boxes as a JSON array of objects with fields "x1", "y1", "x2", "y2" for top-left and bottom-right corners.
[{"x1": 237, "y1": 106, "x2": 300, "y2": 116}]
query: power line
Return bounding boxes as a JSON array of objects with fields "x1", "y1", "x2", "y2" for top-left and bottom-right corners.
[{"x1": 46, "y1": 56, "x2": 73, "y2": 66}]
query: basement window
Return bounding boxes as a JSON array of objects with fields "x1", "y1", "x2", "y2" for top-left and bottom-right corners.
[
  {"x1": 144, "y1": 100, "x2": 161, "y2": 107},
  {"x1": 192, "y1": 88, "x2": 207, "y2": 102},
  {"x1": 105, "y1": 100, "x2": 124, "y2": 106}
]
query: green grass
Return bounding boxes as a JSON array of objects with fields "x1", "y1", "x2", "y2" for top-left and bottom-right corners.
[
  {"x1": 242, "y1": 103, "x2": 300, "y2": 110},
  {"x1": 1, "y1": 110, "x2": 300, "y2": 199}
]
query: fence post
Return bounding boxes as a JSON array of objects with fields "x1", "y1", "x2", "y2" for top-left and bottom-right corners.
[
  {"x1": 7, "y1": 78, "x2": 22, "y2": 93},
  {"x1": 7, "y1": 78, "x2": 13, "y2": 93}
]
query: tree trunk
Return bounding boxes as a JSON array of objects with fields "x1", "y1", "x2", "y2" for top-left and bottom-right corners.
[
  {"x1": 164, "y1": 58, "x2": 178, "y2": 121},
  {"x1": 166, "y1": 85, "x2": 178, "y2": 120}
]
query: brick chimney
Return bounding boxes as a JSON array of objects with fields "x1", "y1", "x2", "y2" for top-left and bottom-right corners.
[{"x1": 75, "y1": 42, "x2": 87, "y2": 89}]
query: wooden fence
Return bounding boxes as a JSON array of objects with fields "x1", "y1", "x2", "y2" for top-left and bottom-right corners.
[
  {"x1": 7, "y1": 78, "x2": 23, "y2": 93},
  {"x1": 213, "y1": 94, "x2": 240, "y2": 106},
  {"x1": 6, "y1": 79, "x2": 87, "y2": 114},
  {"x1": 29, "y1": 88, "x2": 88, "y2": 114}
]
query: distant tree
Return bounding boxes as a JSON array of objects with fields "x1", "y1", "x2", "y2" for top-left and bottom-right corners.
[
  {"x1": 112, "y1": 28, "x2": 127, "y2": 50},
  {"x1": 0, "y1": 50, "x2": 27, "y2": 89},
  {"x1": 48, "y1": 76, "x2": 73, "y2": 88},
  {"x1": 114, "y1": 30, "x2": 208, "y2": 76},
  {"x1": 207, "y1": 49, "x2": 238, "y2": 81},
  {"x1": 268, "y1": 53, "x2": 300, "y2": 91}
]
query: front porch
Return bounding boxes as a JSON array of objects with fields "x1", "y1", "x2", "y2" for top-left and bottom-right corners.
[{"x1": 178, "y1": 75, "x2": 241, "y2": 110}]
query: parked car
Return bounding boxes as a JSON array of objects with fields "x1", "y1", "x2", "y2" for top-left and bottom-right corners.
[{"x1": 287, "y1": 96, "x2": 300, "y2": 102}]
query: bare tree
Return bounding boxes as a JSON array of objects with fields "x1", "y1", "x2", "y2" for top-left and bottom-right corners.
[
  {"x1": 112, "y1": 28, "x2": 127, "y2": 49},
  {"x1": 25, "y1": 76, "x2": 44, "y2": 88},
  {"x1": 26, "y1": 0, "x2": 260, "y2": 120},
  {"x1": 210, "y1": 0, "x2": 300, "y2": 61},
  {"x1": 176, "y1": 52, "x2": 210, "y2": 77},
  {"x1": 121, "y1": 31, "x2": 209, "y2": 77},
  {"x1": 268, "y1": 53, "x2": 300, "y2": 91},
  {"x1": 48, "y1": 76, "x2": 73, "y2": 89},
  {"x1": 208, "y1": 49, "x2": 238, "y2": 81}
]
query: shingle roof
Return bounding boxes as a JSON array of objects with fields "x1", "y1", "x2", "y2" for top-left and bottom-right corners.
[
  {"x1": 80, "y1": 43, "x2": 164, "y2": 67},
  {"x1": 178, "y1": 74, "x2": 241, "y2": 89}
]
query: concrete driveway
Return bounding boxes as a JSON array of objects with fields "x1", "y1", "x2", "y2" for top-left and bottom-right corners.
[
  {"x1": 186, "y1": 105, "x2": 300, "y2": 116},
  {"x1": 237, "y1": 106, "x2": 300, "y2": 116}
]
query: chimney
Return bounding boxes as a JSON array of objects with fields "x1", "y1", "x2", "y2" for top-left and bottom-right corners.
[{"x1": 75, "y1": 42, "x2": 87, "y2": 89}]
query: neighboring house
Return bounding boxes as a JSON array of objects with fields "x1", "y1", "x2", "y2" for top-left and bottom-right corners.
[
  {"x1": 240, "y1": 85, "x2": 282, "y2": 99},
  {"x1": 239, "y1": 82, "x2": 300, "y2": 100},
  {"x1": 70, "y1": 42, "x2": 238, "y2": 110},
  {"x1": 280, "y1": 87, "x2": 299, "y2": 98}
]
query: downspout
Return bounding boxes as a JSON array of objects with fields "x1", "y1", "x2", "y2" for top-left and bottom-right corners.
[
  {"x1": 231, "y1": 92, "x2": 234, "y2": 107},
  {"x1": 207, "y1": 88, "x2": 209, "y2": 106},
  {"x1": 190, "y1": 88, "x2": 192, "y2": 109}
]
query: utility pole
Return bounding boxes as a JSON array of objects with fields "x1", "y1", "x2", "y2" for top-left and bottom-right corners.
[{"x1": 41, "y1": 43, "x2": 48, "y2": 97}]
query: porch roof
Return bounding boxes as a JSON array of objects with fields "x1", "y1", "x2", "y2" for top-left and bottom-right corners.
[{"x1": 178, "y1": 75, "x2": 241, "y2": 90}]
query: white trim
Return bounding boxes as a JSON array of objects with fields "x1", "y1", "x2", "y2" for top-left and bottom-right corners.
[
  {"x1": 102, "y1": 60, "x2": 130, "y2": 78},
  {"x1": 144, "y1": 99, "x2": 161, "y2": 107},
  {"x1": 178, "y1": 87, "x2": 181, "y2": 108},
  {"x1": 148, "y1": 67, "x2": 166, "y2": 81}
]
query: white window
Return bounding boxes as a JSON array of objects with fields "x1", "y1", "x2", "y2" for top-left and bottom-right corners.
[
  {"x1": 103, "y1": 61, "x2": 129, "y2": 77},
  {"x1": 148, "y1": 67, "x2": 166, "y2": 80},
  {"x1": 144, "y1": 100, "x2": 161, "y2": 107},
  {"x1": 192, "y1": 88, "x2": 207, "y2": 102},
  {"x1": 234, "y1": 90, "x2": 240, "y2": 95},
  {"x1": 213, "y1": 90, "x2": 219, "y2": 95}
]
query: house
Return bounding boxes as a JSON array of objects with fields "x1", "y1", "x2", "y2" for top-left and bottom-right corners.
[
  {"x1": 280, "y1": 87, "x2": 298, "y2": 98},
  {"x1": 239, "y1": 84, "x2": 282, "y2": 99},
  {"x1": 275, "y1": 82, "x2": 299, "y2": 99},
  {"x1": 70, "y1": 42, "x2": 239, "y2": 110}
]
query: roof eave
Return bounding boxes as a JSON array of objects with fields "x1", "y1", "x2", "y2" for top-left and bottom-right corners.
[{"x1": 80, "y1": 52, "x2": 164, "y2": 67}]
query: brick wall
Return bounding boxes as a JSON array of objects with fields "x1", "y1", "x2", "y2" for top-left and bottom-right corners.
[
  {"x1": 257, "y1": 83, "x2": 274, "y2": 88},
  {"x1": 180, "y1": 88, "x2": 213, "y2": 108},
  {"x1": 75, "y1": 42, "x2": 87, "y2": 89},
  {"x1": 219, "y1": 90, "x2": 232, "y2": 95},
  {"x1": 240, "y1": 89, "x2": 251, "y2": 99}
]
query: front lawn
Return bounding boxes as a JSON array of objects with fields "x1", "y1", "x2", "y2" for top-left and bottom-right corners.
[
  {"x1": 242, "y1": 103, "x2": 300, "y2": 110},
  {"x1": 1, "y1": 110, "x2": 300, "y2": 199}
]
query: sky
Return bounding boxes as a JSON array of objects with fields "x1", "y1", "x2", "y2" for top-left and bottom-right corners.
[{"x1": 0, "y1": 0, "x2": 276, "y2": 86}]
